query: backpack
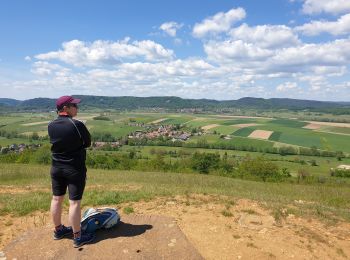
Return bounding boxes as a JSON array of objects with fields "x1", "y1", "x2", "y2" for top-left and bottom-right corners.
[{"x1": 81, "y1": 207, "x2": 120, "y2": 233}]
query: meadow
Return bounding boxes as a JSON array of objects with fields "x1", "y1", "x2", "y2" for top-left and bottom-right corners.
[{"x1": 1, "y1": 163, "x2": 350, "y2": 223}]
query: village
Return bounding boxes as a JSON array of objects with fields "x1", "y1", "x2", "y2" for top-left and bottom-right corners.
[{"x1": 91, "y1": 122, "x2": 196, "y2": 149}]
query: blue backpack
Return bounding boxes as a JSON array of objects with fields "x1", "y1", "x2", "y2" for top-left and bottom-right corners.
[{"x1": 81, "y1": 207, "x2": 120, "y2": 233}]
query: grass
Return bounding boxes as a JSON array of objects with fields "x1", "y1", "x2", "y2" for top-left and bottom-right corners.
[
  {"x1": 221, "y1": 209, "x2": 233, "y2": 217},
  {"x1": 232, "y1": 127, "x2": 255, "y2": 137},
  {"x1": 241, "y1": 209, "x2": 259, "y2": 215},
  {"x1": 1, "y1": 163, "x2": 350, "y2": 221},
  {"x1": 123, "y1": 206, "x2": 134, "y2": 214}
]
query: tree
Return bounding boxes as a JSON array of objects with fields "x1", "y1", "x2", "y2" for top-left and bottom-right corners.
[
  {"x1": 238, "y1": 156, "x2": 280, "y2": 182},
  {"x1": 31, "y1": 132, "x2": 39, "y2": 140},
  {"x1": 335, "y1": 151, "x2": 345, "y2": 161},
  {"x1": 191, "y1": 152, "x2": 220, "y2": 174}
]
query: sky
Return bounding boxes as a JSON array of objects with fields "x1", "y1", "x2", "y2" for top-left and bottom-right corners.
[{"x1": 0, "y1": 0, "x2": 350, "y2": 101}]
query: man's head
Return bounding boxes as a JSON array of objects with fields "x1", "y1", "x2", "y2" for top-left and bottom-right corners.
[{"x1": 56, "y1": 95, "x2": 81, "y2": 117}]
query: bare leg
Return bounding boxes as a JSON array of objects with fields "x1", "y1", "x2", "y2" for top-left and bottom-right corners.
[
  {"x1": 69, "y1": 200, "x2": 81, "y2": 234},
  {"x1": 51, "y1": 195, "x2": 65, "y2": 227}
]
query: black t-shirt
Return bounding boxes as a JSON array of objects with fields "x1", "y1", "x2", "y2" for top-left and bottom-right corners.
[{"x1": 48, "y1": 115, "x2": 91, "y2": 169}]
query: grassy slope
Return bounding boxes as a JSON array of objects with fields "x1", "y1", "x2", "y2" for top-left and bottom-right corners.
[{"x1": 0, "y1": 163, "x2": 350, "y2": 221}]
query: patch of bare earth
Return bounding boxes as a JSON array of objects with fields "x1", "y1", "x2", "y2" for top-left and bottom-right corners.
[
  {"x1": 0, "y1": 185, "x2": 50, "y2": 194},
  {"x1": 306, "y1": 121, "x2": 350, "y2": 128},
  {"x1": 248, "y1": 130, "x2": 273, "y2": 140},
  {"x1": 150, "y1": 118, "x2": 168, "y2": 124},
  {"x1": 21, "y1": 121, "x2": 50, "y2": 126},
  {"x1": 234, "y1": 123, "x2": 260, "y2": 128},
  {"x1": 2, "y1": 195, "x2": 350, "y2": 259},
  {"x1": 215, "y1": 115, "x2": 273, "y2": 119},
  {"x1": 201, "y1": 124, "x2": 220, "y2": 131},
  {"x1": 303, "y1": 123, "x2": 322, "y2": 130},
  {"x1": 20, "y1": 131, "x2": 48, "y2": 137}
]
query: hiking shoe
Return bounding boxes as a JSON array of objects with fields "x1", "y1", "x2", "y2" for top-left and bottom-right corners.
[
  {"x1": 53, "y1": 225, "x2": 73, "y2": 240},
  {"x1": 73, "y1": 232, "x2": 96, "y2": 248}
]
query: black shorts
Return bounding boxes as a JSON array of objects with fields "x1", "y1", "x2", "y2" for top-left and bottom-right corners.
[{"x1": 50, "y1": 166, "x2": 86, "y2": 200}]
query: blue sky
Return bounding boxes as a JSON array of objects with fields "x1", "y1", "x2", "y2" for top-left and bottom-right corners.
[{"x1": 1, "y1": 0, "x2": 350, "y2": 101}]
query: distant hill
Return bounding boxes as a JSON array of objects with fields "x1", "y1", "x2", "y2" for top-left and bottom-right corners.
[
  {"x1": 0, "y1": 98, "x2": 22, "y2": 106},
  {"x1": 0, "y1": 95, "x2": 349, "y2": 113}
]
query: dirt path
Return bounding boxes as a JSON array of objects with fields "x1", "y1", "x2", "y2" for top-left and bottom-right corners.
[{"x1": 1, "y1": 195, "x2": 350, "y2": 259}]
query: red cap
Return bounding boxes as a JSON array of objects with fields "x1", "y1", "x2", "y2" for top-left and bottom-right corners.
[{"x1": 56, "y1": 96, "x2": 81, "y2": 109}]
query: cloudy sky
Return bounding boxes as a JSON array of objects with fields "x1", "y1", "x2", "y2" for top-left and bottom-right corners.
[{"x1": 1, "y1": 0, "x2": 350, "y2": 101}]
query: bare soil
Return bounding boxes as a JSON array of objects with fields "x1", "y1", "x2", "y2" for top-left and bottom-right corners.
[
  {"x1": 248, "y1": 130, "x2": 273, "y2": 140},
  {"x1": 306, "y1": 121, "x2": 350, "y2": 128},
  {"x1": 21, "y1": 121, "x2": 50, "y2": 126},
  {"x1": 1, "y1": 195, "x2": 350, "y2": 259},
  {"x1": 234, "y1": 123, "x2": 260, "y2": 128},
  {"x1": 201, "y1": 124, "x2": 220, "y2": 131},
  {"x1": 150, "y1": 118, "x2": 168, "y2": 124},
  {"x1": 303, "y1": 124, "x2": 322, "y2": 130}
]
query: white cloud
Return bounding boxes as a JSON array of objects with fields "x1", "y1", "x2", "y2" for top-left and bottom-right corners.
[
  {"x1": 159, "y1": 22, "x2": 183, "y2": 37},
  {"x1": 204, "y1": 40, "x2": 273, "y2": 63},
  {"x1": 269, "y1": 39, "x2": 350, "y2": 71},
  {"x1": 192, "y1": 7, "x2": 246, "y2": 38},
  {"x1": 229, "y1": 24, "x2": 300, "y2": 48},
  {"x1": 295, "y1": 13, "x2": 350, "y2": 35},
  {"x1": 302, "y1": 0, "x2": 350, "y2": 15},
  {"x1": 205, "y1": 37, "x2": 350, "y2": 75},
  {"x1": 24, "y1": 56, "x2": 31, "y2": 61},
  {"x1": 276, "y1": 82, "x2": 298, "y2": 92},
  {"x1": 31, "y1": 61, "x2": 67, "y2": 76},
  {"x1": 35, "y1": 39, "x2": 174, "y2": 67},
  {"x1": 311, "y1": 66, "x2": 347, "y2": 76},
  {"x1": 174, "y1": 38, "x2": 183, "y2": 45}
]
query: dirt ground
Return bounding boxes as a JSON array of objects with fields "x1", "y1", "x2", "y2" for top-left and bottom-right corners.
[
  {"x1": 1, "y1": 195, "x2": 350, "y2": 259},
  {"x1": 234, "y1": 123, "x2": 260, "y2": 128},
  {"x1": 303, "y1": 124, "x2": 322, "y2": 130},
  {"x1": 306, "y1": 121, "x2": 350, "y2": 128},
  {"x1": 201, "y1": 124, "x2": 220, "y2": 131},
  {"x1": 150, "y1": 118, "x2": 168, "y2": 124},
  {"x1": 248, "y1": 130, "x2": 273, "y2": 140}
]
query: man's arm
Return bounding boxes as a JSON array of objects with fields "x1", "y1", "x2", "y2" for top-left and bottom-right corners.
[{"x1": 76, "y1": 121, "x2": 91, "y2": 148}]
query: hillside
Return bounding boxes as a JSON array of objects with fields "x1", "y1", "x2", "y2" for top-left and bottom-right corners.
[{"x1": 0, "y1": 95, "x2": 349, "y2": 113}]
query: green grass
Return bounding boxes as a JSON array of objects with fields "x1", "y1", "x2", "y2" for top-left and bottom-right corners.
[
  {"x1": 219, "y1": 136, "x2": 275, "y2": 150},
  {"x1": 269, "y1": 131, "x2": 282, "y2": 141},
  {"x1": 211, "y1": 125, "x2": 240, "y2": 135},
  {"x1": 160, "y1": 116, "x2": 194, "y2": 125},
  {"x1": 2, "y1": 163, "x2": 350, "y2": 221},
  {"x1": 232, "y1": 127, "x2": 255, "y2": 137},
  {"x1": 184, "y1": 119, "x2": 224, "y2": 128},
  {"x1": 322, "y1": 127, "x2": 350, "y2": 135},
  {"x1": 270, "y1": 119, "x2": 307, "y2": 128}
]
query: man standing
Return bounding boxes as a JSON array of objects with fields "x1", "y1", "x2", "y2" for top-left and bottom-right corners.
[{"x1": 48, "y1": 95, "x2": 95, "y2": 248}]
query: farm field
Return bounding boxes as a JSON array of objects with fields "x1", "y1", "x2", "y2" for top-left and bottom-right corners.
[{"x1": 1, "y1": 112, "x2": 350, "y2": 154}]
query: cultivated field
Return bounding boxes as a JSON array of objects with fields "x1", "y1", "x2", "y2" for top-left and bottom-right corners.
[{"x1": 1, "y1": 112, "x2": 350, "y2": 153}]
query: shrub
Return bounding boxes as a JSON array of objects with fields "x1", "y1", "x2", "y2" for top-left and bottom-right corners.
[
  {"x1": 93, "y1": 115, "x2": 111, "y2": 121},
  {"x1": 330, "y1": 168, "x2": 350, "y2": 178},
  {"x1": 297, "y1": 168, "x2": 312, "y2": 183},
  {"x1": 31, "y1": 145, "x2": 51, "y2": 164},
  {"x1": 191, "y1": 152, "x2": 220, "y2": 174},
  {"x1": 238, "y1": 156, "x2": 281, "y2": 182}
]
